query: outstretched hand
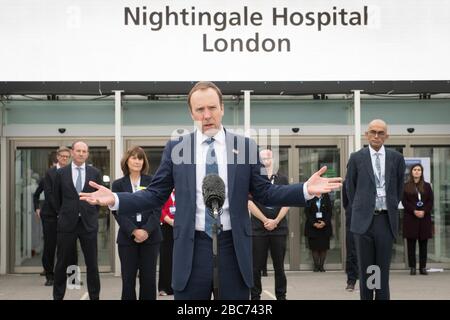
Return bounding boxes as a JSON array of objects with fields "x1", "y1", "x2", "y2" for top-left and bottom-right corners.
[
  {"x1": 79, "y1": 181, "x2": 116, "y2": 207},
  {"x1": 307, "y1": 166, "x2": 342, "y2": 197}
]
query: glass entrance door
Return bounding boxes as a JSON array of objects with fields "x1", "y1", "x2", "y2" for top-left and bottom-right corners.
[
  {"x1": 10, "y1": 140, "x2": 113, "y2": 273},
  {"x1": 297, "y1": 146, "x2": 342, "y2": 270},
  {"x1": 411, "y1": 145, "x2": 450, "y2": 266}
]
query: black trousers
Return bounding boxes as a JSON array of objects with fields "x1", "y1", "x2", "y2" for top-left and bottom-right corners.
[
  {"x1": 41, "y1": 216, "x2": 78, "y2": 280},
  {"x1": 53, "y1": 219, "x2": 100, "y2": 300},
  {"x1": 118, "y1": 242, "x2": 159, "y2": 300},
  {"x1": 354, "y1": 214, "x2": 393, "y2": 300},
  {"x1": 158, "y1": 223, "x2": 174, "y2": 294},
  {"x1": 251, "y1": 235, "x2": 287, "y2": 300},
  {"x1": 345, "y1": 225, "x2": 358, "y2": 284},
  {"x1": 407, "y1": 238, "x2": 428, "y2": 269}
]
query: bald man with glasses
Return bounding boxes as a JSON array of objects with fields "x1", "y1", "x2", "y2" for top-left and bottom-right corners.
[{"x1": 345, "y1": 119, "x2": 405, "y2": 300}]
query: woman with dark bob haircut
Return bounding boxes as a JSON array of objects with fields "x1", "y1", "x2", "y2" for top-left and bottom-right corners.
[{"x1": 111, "y1": 146, "x2": 162, "y2": 299}]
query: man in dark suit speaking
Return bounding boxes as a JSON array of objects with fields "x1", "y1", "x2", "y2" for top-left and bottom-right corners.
[
  {"x1": 345, "y1": 119, "x2": 405, "y2": 300},
  {"x1": 81, "y1": 81, "x2": 342, "y2": 300},
  {"x1": 53, "y1": 141, "x2": 102, "y2": 300}
]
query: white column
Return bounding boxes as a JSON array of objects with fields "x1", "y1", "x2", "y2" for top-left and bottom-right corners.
[
  {"x1": 113, "y1": 90, "x2": 123, "y2": 277},
  {"x1": 352, "y1": 90, "x2": 363, "y2": 152},
  {"x1": 0, "y1": 104, "x2": 6, "y2": 274},
  {"x1": 241, "y1": 90, "x2": 253, "y2": 138}
]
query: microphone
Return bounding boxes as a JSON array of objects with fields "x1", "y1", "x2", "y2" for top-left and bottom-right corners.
[{"x1": 202, "y1": 174, "x2": 225, "y2": 215}]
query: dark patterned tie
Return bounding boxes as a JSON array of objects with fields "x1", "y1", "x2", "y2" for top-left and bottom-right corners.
[{"x1": 205, "y1": 137, "x2": 220, "y2": 237}]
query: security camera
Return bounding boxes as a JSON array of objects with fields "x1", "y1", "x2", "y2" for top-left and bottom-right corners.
[
  {"x1": 407, "y1": 128, "x2": 415, "y2": 133},
  {"x1": 58, "y1": 128, "x2": 66, "y2": 134},
  {"x1": 292, "y1": 127, "x2": 300, "y2": 133}
]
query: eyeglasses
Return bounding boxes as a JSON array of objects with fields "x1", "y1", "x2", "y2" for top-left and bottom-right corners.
[
  {"x1": 58, "y1": 155, "x2": 70, "y2": 159},
  {"x1": 368, "y1": 130, "x2": 386, "y2": 137}
]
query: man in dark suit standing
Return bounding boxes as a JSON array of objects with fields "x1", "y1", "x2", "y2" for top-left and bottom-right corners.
[
  {"x1": 53, "y1": 141, "x2": 102, "y2": 300},
  {"x1": 81, "y1": 81, "x2": 342, "y2": 300},
  {"x1": 345, "y1": 119, "x2": 405, "y2": 300},
  {"x1": 33, "y1": 147, "x2": 73, "y2": 286}
]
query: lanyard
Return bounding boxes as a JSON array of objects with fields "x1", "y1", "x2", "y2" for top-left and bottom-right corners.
[
  {"x1": 316, "y1": 197, "x2": 322, "y2": 210},
  {"x1": 415, "y1": 186, "x2": 422, "y2": 201},
  {"x1": 131, "y1": 177, "x2": 141, "y2": 193}
]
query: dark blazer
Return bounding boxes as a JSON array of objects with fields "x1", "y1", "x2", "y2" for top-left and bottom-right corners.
[
  {"x1": 112, "y1": 175, "x2": 162, "y2": 246},
  {"x1": 115, "y1": 131, "x2": 306, "y2": 291},
  {"x1": 346, "y1": 147, "x2": 405, "y2": 238},
  {"x1": 402, "y1": 182, "x2": 433, "y2": 240},
  {"x1": 304, "y1": 193, "x2": 333, "y2": 238},
  {"x1": 54, "y1": 164, "x2": 102, "y2": 233},
  {"x1": 33, "y1": 167, "x2": 60, "y2": 218}
]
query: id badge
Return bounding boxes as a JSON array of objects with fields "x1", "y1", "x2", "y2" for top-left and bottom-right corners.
[
  {"x1": 376, "y1": 188, "x2": 386, "y2": 197},
  {"x1": 316, "y1": 212, "x2": 323, "y2": 219},
  {"x1": 136, "y1": 214, "x2": 142, "y2": 222},
  {"x1": 169, "y1": 206, "x2": 176, "y2": 215}
]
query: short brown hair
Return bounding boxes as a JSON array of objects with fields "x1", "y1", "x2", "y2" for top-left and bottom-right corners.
[
  {"x1": 120, "y1": 146, "x2": 150, "y2": 176},
  {"x1": 57, "y1": 147, "x2": 71, "y2": 155},
  {"x1": 187, "y1": 81, "x2": 223, "y2": 110}
]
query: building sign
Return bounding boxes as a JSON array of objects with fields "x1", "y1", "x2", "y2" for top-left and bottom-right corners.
[{"x1": 1, "y1": 0, "x2": 449, "y2": 81}]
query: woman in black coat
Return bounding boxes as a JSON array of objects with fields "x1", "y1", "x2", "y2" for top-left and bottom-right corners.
[
  {"x1": 112, "y1": 146, "x2": 162, "y2": 300},
  {"x1": 304, "y1": 193, "x2": 333, "y2": 272},
  {"x1": 402, "y1": 163, "x2": 434, "y2": 275}
]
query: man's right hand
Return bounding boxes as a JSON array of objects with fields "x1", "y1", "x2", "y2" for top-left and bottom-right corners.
[
  {"x1": 80, "y1": 181, "x2": 115, "y2": 207},
  {"x1": 35, "y1": 209, "x2": 41, "y2": 219}
]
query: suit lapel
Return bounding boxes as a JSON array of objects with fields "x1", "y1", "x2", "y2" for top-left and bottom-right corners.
[
  {"x1": 123, "y1": 175, "x2": 133, "y2": 193},
  {"x1": 363, "y1": 148, "x2": 376, "y2": 186},
  {"x1": 83, "y1": 166, "x2": 91, "y2": 192},
  {"x1": 384, "y1": 149, "x2": 392, "y2": 189},
  {"x1": 187, "y1": 132, "x2": 196, "y2": 206},
  {"x1": 225, "y1": 131, "x2": 237, "y2": 203},
  {"x1": 67, "y1": 164, "x2": 78, "y2": 194}
]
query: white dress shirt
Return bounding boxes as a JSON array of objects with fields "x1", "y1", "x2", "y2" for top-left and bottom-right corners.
[
  {"x1": 195, "y1": 127, "x2": 231, "y2": 231},
  {"x1": 369, "y1": 145, "x2": 387, "y2": 210}
]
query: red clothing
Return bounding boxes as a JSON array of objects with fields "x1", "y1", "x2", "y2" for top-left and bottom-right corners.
[{"x1": 160, "y1": 192, "x2": 175, "y2": 224}]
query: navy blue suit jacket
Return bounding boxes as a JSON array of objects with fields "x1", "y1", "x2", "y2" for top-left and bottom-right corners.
[
  {"x1": 345, "y1": 147, "x2": 405, "y2": 237},
  {"x1": 115, "y1": 131, "x2": 306, "y2": 291},
  {"x1": 111, "y1": 175, "x2": 162, "y2": 246}
]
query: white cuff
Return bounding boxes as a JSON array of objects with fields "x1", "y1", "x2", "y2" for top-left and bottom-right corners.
[
  {"x1": 108, "y1": 193, "x2": 119, "y2": 211},
  {"x1": 303, "y1": 182, "x2": 314, "y2": 201}
]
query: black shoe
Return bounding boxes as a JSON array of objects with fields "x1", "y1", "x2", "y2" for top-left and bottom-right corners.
[
  {"x1": 277, "y1": 296, "x2": 287, "y2": 300},
  {"x1": 410, "y1": 267, "x2": 416, "y2": 275},
  {"x1": 419, "y1": 268, "x2": 428, "y2": 275},
  {"x1": 313, "y1": 266, "x2": 320, "y2": 272},
  {"x1": 40, "y1": 271, "x2": 46, "y2": 276},
  {"x1": 44, "y1": 279, "x2": 54, "y2": 286},
  {"x1": 345, "y1": 282, "x2": 355, "y2": 292}
]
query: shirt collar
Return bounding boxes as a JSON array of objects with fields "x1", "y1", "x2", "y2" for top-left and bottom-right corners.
[
  {"x1": 369, "y1": 145, "x2": 385, "y2": 157},
  {"x1": 71, "y1": 162, "x2": 86, "y2": 170},
  {"x1": 196, "y1": 126, "x2": 225, "y2": 146}
]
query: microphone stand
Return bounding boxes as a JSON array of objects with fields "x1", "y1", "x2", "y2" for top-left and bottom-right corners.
[{"x1": 211, "y1": 205, "x2": 222, "y2": 300}]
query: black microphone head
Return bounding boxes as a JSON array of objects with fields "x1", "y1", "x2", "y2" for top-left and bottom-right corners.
[{"x1": 202, "y1": 174, "x2": 225, "y2": 210}]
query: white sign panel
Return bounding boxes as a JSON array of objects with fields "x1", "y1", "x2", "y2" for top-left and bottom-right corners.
[{"x1": 1, "y1": 0, "x2": 449, "y2": 81}]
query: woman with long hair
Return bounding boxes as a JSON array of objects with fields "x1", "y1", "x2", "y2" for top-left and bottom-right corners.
[{"x1": 402, "y1": 163, "x2": 434, "y2": 275}]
